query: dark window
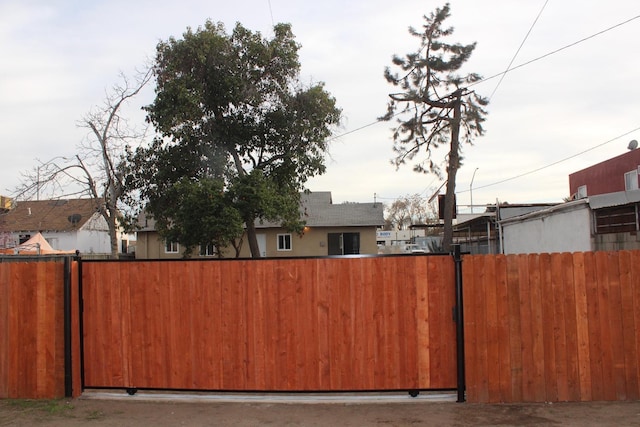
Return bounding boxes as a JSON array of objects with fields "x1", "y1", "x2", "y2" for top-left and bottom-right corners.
[
  {"x1": 165, "y1": 240, "x2": 179, "y2": 253},
  {"x1": 327, "y1": 232, "x2": 360, "y2": 255},
  {"x1": 594, "y1": 205, "x2": 638, "y2": 234},
  {"x1": 200, "y1": 243, "x2": 216, "y2": 256},
  {"x1": 277, "y1": 234, "x2": 292, "y2": 251}
]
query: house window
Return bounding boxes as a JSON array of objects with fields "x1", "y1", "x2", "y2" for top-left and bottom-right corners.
[
  {"x1": 576, "y1": 185, "x2": 587, "y2": 199},
  {"x1": 328, "y1": 232, "x2": 360, "y2": 255},
  {"x1": 165, "y1": 240, "x2": 179, "y2": 253},
  {"x1": 624, "y1": 170, "x2": 638, "y2": 191},
  {"x1": 277, "y1": 234, "x2": 292, "y2": 251},
  {"x1": 594, "y1": 205, "x2": 638, "y2": 234},
  {"x1": 200, "y1": 243, "x2": 216, "y2": 256}
]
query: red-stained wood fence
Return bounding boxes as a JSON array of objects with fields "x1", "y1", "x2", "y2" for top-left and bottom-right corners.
[
  {"x1": 80, "y1": 256, "x2": 458, "y2": 392},
  {"x1": 0, "y1": 257, "x2": 80, "y2": 399},
  {"x1": 463, "y1": 251, "x2": 640, "y2": 403},
  {"x1": 5, "y1": 250, "x2": 640, "y2": 402}
]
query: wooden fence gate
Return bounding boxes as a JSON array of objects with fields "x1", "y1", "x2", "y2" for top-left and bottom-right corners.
[{"x1": 80, "y1": 255, "x2": 458, "y2": 393}]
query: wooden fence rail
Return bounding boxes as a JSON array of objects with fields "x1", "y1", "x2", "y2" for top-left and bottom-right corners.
[{"x1": 463, "y1": 251, "x2": 640, "y2": 403}]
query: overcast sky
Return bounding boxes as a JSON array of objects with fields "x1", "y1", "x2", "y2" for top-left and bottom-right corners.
[{"x1": 2, "y1": 0, "x2": 639, "y2": 211}]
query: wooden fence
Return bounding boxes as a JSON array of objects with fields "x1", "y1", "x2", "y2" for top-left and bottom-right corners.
[
  {"x1": 0, "y1": 257, "x2": 79, "y2": 399},
  {"x1": 81, "y1": 256, "x2": 457, "y2": 392},
  {"x1": 3, "y1": 251, "x2": 640, "y2": 403},
  {"x1": 463, "y1": 251, "x2": 640, "y2": 403}
]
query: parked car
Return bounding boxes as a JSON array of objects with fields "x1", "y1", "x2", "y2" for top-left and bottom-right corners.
[{"x1": 402, "y1": 244, "x2": 427, "y2": 254}]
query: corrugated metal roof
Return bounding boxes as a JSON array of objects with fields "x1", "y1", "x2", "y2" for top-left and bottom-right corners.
[
  {"x1": 498, "y1": 199, "x2": 589, "y2": 225},
  {"x1": 0, "y1": 199, "x2": 101, "y2": 232},
  {"x1": 588, "y1": 190, "x2": 640, "y2": 209}
]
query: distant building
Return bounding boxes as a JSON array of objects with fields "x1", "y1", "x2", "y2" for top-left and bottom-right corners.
[
  {"x1": 136, "y1": 191, "x2": 385, "y2": 259},
  {"x1": 0, "y1": 198, "x2": 124, "y2": 256},
  {"x1": 501, "y1": 148, "x2": 640, "y2": 254},
  {"x1": 569, "y1": 147, "x2": 640, "y2": 198}
]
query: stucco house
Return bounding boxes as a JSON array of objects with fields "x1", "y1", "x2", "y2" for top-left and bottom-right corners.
[
  {"x1": 135, "y1": 191, "x2": 385, "y2": 259},
  {"x1": 0, "y1": 198, "x2": 125, "y2": 256}
]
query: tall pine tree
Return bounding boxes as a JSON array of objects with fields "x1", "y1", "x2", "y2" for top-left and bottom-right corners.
[{"x1": 381, "y1": 3, "x2": 488, "y2": 251}]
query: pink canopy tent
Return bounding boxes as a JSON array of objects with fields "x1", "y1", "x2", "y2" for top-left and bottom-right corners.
[{"x1": 1, "y1": 232, "x2": 75, "y2": 255}]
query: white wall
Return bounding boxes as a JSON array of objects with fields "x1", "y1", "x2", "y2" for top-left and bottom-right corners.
[
  {"x1": 41, "y1": 212, "x2": 115, "y2": 254},
  {"x1": 502, "y1": 204, "x2": 592, "y2": 254}
]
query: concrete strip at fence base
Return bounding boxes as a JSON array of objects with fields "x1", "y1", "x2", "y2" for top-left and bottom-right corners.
[{"x1": 80, "y1": 389, "x2": 458, "y2": 404}]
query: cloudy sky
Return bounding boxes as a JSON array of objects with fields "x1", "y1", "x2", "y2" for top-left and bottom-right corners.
[{"x1": 2, "y1": 0, "x2": 639, "y2": 211}]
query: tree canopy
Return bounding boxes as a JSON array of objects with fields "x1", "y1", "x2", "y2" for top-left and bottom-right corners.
[
  {"x1": 381, "y1": 3, "x2": 488, "y2": 251},
  {"x1": 384, "y1": 193, "x2": 437, "y2": 231},
  {"x1": 128, "y1": 21, "x2": 341, "y2": 257}
]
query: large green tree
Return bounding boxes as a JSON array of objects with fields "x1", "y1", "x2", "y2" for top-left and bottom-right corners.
[
  {"x1": 131, "y1": 21, "x2": 341, "y2": 257},
  {"x1": 381, "y1": 3, "x2": 488, "y2": 252}
]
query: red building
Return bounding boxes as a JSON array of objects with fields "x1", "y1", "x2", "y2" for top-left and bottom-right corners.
[{"x1": 569, "y1": 148, "x2": 640, "y2": 198}]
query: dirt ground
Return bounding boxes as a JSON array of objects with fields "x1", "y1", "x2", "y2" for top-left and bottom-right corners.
[{"x1": 1, "y1": 392, "x2": 640, "y2": 426}]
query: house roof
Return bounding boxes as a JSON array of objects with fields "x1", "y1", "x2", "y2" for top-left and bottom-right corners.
[
  {"x1": 137, "y1": 191, "x2": 385, "y2": 231},
  {"x1": 588, "y1": 190, "x2": 640, "y2": 209},
  {"x1": 257, "y1": 191, "x2": 385, "y2": 228},
  {"x1": 0, "y1": 199, "x2": 101, "y2": 233},
  {"x1": 498, "y1": 199, "x2": 589, "y2": 225}
]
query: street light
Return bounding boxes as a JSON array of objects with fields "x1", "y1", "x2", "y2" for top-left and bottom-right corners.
[{"x1": 470, "y1": 167, "x2": 479, "y2": 213}]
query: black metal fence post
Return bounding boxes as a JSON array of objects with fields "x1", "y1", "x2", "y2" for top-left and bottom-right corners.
[
  {"x1": 63, "y1": 256, "x2": 73, "y2": 397},
  {"x1": 452, "y1": 244, "x2": 466, "y2": 402}
]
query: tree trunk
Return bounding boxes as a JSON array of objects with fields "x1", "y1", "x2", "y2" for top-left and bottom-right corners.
[
  {"x1": 245, "y1": 217, "x2": 261, "y2": 258},
  {"x1": 442, "y1": 90, "x2": 462, "y2": 253}
]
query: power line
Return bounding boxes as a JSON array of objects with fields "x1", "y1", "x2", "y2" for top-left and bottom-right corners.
[
  {"x1": 459, "y1": 126, "x2": 640, "y2": 193},
  {"x1": 488, "y1": 0, "x2": 549, "y2": 101},
  {"x1": 327, "y1": 13, "x2": 640, "y2": 144},
  {"x1": 471, "y1": 13, "x2": 640, "y2": 89}
]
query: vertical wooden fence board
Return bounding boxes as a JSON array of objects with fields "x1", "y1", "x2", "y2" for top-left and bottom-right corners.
[
  {"x1": 582, "y1": 252, "x2": 603, "y2": 400},
  {"x1": 559, "y1": 252, "x2": 580, "y2": 401},
  {"x1": 595, "y1": 251, "x2": 616, "y2": 400},
  {"x1": 572, "y1": 252, "x2": 592, "y2": 401},
  {"x1": 335, "y1": 259, "x2": 352, "y2": 389},
  {"x1": 631, "y1": 251, "x2": 640, "y2": 398},
  {"x1": 529, "y1": 254, "x2": 547, "y2": 402},
  {"x1": 540, "y1": 253, "x2": 558, "y2": 402},
  {"x1": 517, "y1": 255, "x2": 537, "y2": 401},
  {"x1": 416, "y1": 256, "x2": 432, "y2": 389},
  {"x1": 619, "y1": 251, "x2": 640, "y2": 399},
  {"x1": 494, "y1": 255, "x2": 512, "y2": 402},
  {"x1": 17, "y1": 263, "x2": 37, "y2": 396},
  {"x1": 0, "y1": 263, "x2": 8, "y2": 398},
  {"x1": 474, "y1": 254, "x2": 489, "y2": 402},
  {"x1": 462, "y1": 256, "x2": 478, "y2": 401},
  {"x1": 359, "y1": 258, "x2": 377, "y2": 390},
  {"x1": 483, "y1": 255, "x2": 500, "y2": 402},
  {"x1": 506, "y1": 255, "x2": 523, "y2": 402},
  {"x1": 384, "y1": 256, "x2": 401, "y2": 389},
  {"x1": 250, "y1": 260, "x2": 267, "y2": 389},
  {"x1": 315, "y1": 258, "x2": 331, "y2": 390},
  {"x1": 550, "y1": 253, "x2": 568, "y2": 401},
  {"x1": 606, "y1": 252, "x2": 628, "y2": 400}
]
